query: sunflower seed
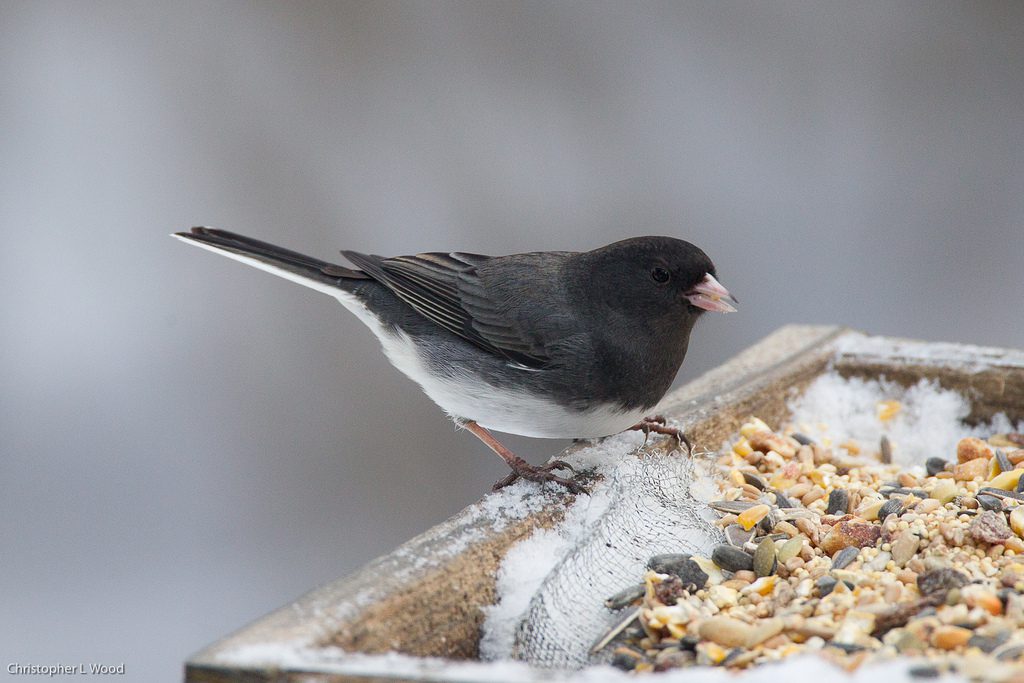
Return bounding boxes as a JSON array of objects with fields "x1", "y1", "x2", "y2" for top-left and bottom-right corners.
[
  {"x1": 826, "y1": 489, "x2": 849, "y2": 515},
  {"x1": 882, "y1": 487, "x2": 928, "y2": 499},
  {"x1": 968, "y1": 631, "x2": 1010, "y2": 653},
  {"x1": 996, "y1": 449, "x2": 1013, "y2": 474},
  {"x1": 878, "y1": 499, "x2": 903, "y2": 523},
  {"x1": 675, "y1": 558, "x2": 710, "y2": 591},
  {"x1": 816, "y1": 575, "x2": 838, "y2": 596},
  {"x1": 908, "y1": 666, "x2": 941, "y2": 679},
  {"x1": 742, "y1": 471, "x2": 767, "y2": 490},
  {"x1": 980, "y1": 487, "x2": 1024, "y2": 502},
  {"x1": 757, "y1": 510, "x2": 779, "y2": 534},
  {"x1": 647, "y1": 553, "x2": 692, "y2": 575},
  {"x1": 605, "y1": 583, "x2": 645, "y2": 610},
  {"x1": 712, "y1": 544, "x2": 754, "y2": 572},
  {"x1": 772, "y1": 490, "x2": 794, "y2": 508},
  {"x1": 977, "y1": 494, "x2": 1003, "y2": 512},
  {"x1": 832, "y1": 546, "x2": 859, "y2": 570},
  {"x1": 791, "y1": 432, "x2": 815, "y2": 445},
  {"x1": 710, "y1": 500, "x2": 758, "y2": 514},
  {"x1": 724, "y1": 524, "x2": 755, "y2": 547},
  {"x1": 993, "y1": 643, "x2": 1024, "y2": 662}
]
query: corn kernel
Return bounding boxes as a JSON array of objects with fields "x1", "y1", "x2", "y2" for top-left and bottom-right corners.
[
  {"x1": 808, "y1": 469, "x2": 830, "y2": 487},
  {"x1": 770, "y1": 476, "x2": 797, "y2": 490},
  {"x1": 740, "y1": 417, "x2": 771, "y2": 439},
  {"x1": 973, "y1": 592, "x2": 1002, "y2": 616},
  {"x1": 742, "y1": 575, "x2": 776, "y2": 595},
  {"x1": 1011, "y1": 508, "x2": 1024, "y2": 537},
  {"x1": 990, "y1": 456, "x2": 1003, "y2": 478},
  {"x1": 876, "y1": 400, "x2": 901, "y2": 422},
  {"x1": 703, "y1": 642, "x2": 728, "y2": 664},
  {"x1": 666, "y1": 622, "x2": 687, "y2": 639},
  {"x1": 733, "y1": 439, "x2": 753, "y2": 457},
  {"x1": 840, "y1": 440, "x2": 861, "y2": 455},
  {"x1": 989, "y1": 469, "x2": 1024, "y2": 490},
  {"x1": 737, "y1": 504, "x2": 771, "y2": 530}
]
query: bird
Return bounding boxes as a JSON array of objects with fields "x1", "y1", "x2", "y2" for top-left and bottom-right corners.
[{"x1": 174, "y1": 228, "x2": 737, "y2": 493}]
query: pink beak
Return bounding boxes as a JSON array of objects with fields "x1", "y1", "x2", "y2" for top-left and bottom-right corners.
[{"x1": 684, "y1": 273, "x2": 738, "y2": 313}]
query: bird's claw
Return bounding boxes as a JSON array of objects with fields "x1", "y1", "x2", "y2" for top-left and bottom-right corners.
[
  {"x1": 492, "y1": 459, "x2": 584, "y2": 494},
  {"x1": 540, "y1": 459, "x2": 575, "y2": 473},
  {"x1": 629, "y1": 416, "x2": 692, "y2": 453}
]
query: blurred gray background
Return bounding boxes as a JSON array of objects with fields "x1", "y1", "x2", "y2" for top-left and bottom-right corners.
[{"x1": 1, "y1": 1, "x2": 1022, "y2": 680}]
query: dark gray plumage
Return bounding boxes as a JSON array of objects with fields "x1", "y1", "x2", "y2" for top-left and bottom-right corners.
[{"x1": 174, "y1": 227, "x2": 736, "y2": 491}]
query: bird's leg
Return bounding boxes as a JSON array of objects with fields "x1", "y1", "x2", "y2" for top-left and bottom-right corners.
[
  {"x1": 460, "y1": 421, "x2": 581, "y2": 493},
  {"x1": 628, "y1": 415, "x2": 692, "y2": 453}
]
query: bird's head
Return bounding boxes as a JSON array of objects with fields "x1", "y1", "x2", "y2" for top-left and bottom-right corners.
[{"x1": 576, "y1": 236, "x2": 737, "y2": 320}]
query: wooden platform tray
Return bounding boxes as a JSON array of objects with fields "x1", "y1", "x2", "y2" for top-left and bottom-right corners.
[{"x1": 185, "y1": 325, "x2": 1024, "y2": 682}]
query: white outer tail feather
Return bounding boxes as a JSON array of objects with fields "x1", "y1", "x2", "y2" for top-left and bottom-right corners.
[{"x1": 172, "y1": 233, "x2": 344, "y2": 299}]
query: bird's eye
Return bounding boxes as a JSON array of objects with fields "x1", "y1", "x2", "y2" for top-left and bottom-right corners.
[{"x1": 651, "y1": 267, "x2": 671, "y2": 284}]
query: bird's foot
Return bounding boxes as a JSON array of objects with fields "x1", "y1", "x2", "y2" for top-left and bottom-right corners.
[
  {"x1": 459, "y1": 420, "x2": 585, "y2": 494},
  {"x1": 629, "y1": 415, "x2": 692, "y2": 453},
  {"x1": 492, "y1": 457, "x2": 582, "y2": 493}
]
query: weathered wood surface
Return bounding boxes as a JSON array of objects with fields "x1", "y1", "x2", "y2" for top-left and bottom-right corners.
[{"x1": 185, "y1": 325, "x2": 1024, "y2": 682}]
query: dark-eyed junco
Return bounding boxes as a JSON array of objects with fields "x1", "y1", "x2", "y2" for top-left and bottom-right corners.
[{"x1": 174, "y1": 228, "x2": 736, "y2": 492}]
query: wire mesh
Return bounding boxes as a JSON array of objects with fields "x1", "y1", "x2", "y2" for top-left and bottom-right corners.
[{"x1": 513, "y1": 448, "x2": 722, "y2": 668}]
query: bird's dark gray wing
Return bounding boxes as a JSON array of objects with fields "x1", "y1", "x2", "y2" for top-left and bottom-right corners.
[{"x1": 340, "y1": 250, "x2": 551, "y2": 368}]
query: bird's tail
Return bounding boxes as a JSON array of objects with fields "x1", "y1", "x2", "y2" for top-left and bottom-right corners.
[{"x1": 173, "y1": 227, "x2": 369, "y2": 297}]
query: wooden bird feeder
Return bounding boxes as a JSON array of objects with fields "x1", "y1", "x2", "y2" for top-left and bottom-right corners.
[{"x1": 185, "y1": 325, "x2": 1024, "y2": 682}]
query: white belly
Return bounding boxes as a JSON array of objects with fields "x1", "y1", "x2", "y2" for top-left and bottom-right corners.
[{"x1": 331, "y1": 291, "x2": 642, "y2": 439}]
